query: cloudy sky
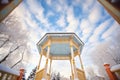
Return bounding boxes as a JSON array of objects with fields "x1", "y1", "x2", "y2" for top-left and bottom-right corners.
[{"x1": 10, "y1": 0, "x2": 120, "y2": 78}]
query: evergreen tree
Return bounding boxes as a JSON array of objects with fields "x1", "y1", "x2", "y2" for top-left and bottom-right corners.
[
  {"x1": 51, "y1": 72, "x2": 61, "y2": 80},
  {"x1": 27, "y1": 67, "x2": 37, "y2": 80},
  {"x1": 22, "y1": 73, "x2": 26, "y2": 80},
  {"x1": 56, "y1": 72, "x2": 60, "y2": 80}
]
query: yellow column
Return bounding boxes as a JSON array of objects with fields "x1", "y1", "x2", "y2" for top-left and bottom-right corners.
[
  {"x1": 49, "y1": 59, "x2": 52, "y2": 74},
  {"x1": 37, "y1": 49, "x2": 43, "y2": 70},
  {"x1": 78, "y1": 55, "x2": 84, "y2": 70},
  {"x1": 44, "y1": 45, "x2": 50, "y2": 79},
  {"x1": 70, "y1": 59, "x2": 74, "y2": 80},
  {"x1": 73, "y1": 59, "x2": 78, "y2": 79},
  {"x1": 78, "y1": 48, "x2": 86, "y2": 80},
  {"x1": 78, "y1": 49, "x2": 84, "y2": 70},
  {"x1": 70, "y1": 45, "x2": 78, "y2": 79}
]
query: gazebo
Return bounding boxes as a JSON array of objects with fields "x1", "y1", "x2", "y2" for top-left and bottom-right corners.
[{"x1": 35, "y1": 33, "x2": 86, "y2": 80}]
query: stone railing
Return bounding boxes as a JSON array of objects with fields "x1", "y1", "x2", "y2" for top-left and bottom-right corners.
[{"x1": 0, "y1": 64, "x2": 24, "y2": 80}]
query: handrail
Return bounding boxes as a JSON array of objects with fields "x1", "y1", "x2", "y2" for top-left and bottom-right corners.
[
  {"x1": 35, "y1": 68, "x2": 51, "y2": 80},
  {"x1": 76, "y1": 68, "x2": 86, "y2": 80},
  {"x1": 76, "y1": 68, "x2": 84, "y2": 72},
  {"x1": 35, "y1": 68, "x2": 45, "y2": 80},
  {"x1": 104, "y1": 63, "x2": 118, "y2": 80}
]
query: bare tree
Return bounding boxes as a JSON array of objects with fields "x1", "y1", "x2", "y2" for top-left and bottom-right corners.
[
  {"x1": 0, "y1": 13, "x2": 29, "y2": 69},
  {"x1": 0, "y1": 32, "x2": 9, "y2": 48},
  {"x1": 107, "y1": 47, "x2": 120, "y2": 64},
  {"x1": 11, "y1": 48, "x2": 25, "y2": 68},
  {"x1": 0, "y1": 44, "x2": 21, "y2": 63}
]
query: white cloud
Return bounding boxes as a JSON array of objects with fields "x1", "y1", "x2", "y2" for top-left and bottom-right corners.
[
  {"x1": 81, "y1": 33, "x2": 90, "y2": 42},
  {"x1": 56, "y1": 15, "x2": 66, "y2": 27},
  {"x1": 82, "y1": 0, "x2": 95, "y2": 12},
  {"x1": 101, "y1": 21, "x2": 120, "y2": 39},
  {"x1": 66, "y1": 7, "x2": 79, "y2": 32},
  {"x1": 26, "y1": 0, "x2": 43, "y2": 13},
  {"x1": 89, "y1": 19, "x2": 112, "y2": 43},
  {"x1": 53, "y1": 0, "x2": 70, "y2": 13},
  {"x1": 29, "y1": 31, "x2": 39, "y2": 43},
  {"x1": 46, "y1": 0, "x2": 52, "y2": 5},
  {"x1": 78, "y1": 1, "x2": 103, "y2": 43},
  {"x1": 25, "y1": 0, "x2": 51, "y2": 29},
  {"x1": 79, "y1": 19, "x2": 93, "y2": 42},
  {"x1": 80, "y1": 19, "x2": 92, "y2": 34},
  {"x1": 55, "y1": 4, "x2": 63, "y2": 12},
  {"x1": 88, "y1": 3, "x2": 102, "y2": 24},
  {"x1": 13, "y1": 3, "x2": 42, "y2": 37},
  {"x1": 72, "y1": 0, "x2": 82, "y2": 6},
  {"x1": 14, "y1": 0, "x2": 47, "y2": 40}
]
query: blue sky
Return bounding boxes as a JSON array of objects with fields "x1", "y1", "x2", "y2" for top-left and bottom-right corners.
[{"x1": 12, "y1": 0, "x2": 120, "y2": 78}]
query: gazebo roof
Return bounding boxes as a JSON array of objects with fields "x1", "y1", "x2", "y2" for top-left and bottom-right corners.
[{"x1": 37, "y1": 33, "x2": 84, "y2": 60}]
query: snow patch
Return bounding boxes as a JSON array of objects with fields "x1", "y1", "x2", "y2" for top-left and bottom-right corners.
[
  {"x1": 0, "y1": 64, "x2": 19, "y2": 75},
  {"x1": 110, "y1": 64, "x2": 120, "y2": 72}
]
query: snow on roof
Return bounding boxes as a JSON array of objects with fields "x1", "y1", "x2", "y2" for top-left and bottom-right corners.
[
  {"x1": 110, "y1": 64, "x2": 120, "y2": 72},
  {"x1": 0, "y1": 64, "x2": 19, "y2": 75}
]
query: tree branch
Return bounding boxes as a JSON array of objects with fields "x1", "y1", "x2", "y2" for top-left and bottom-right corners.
[
  {"x1": 0, "y1": 38, "x2": 9, "y2": 48},
  {"x1": 11, "y1": 49, "x2": 25, "y2": 68},
  {"x1": 0, "y1": 45, "x2": 21, "y2": 63}
]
